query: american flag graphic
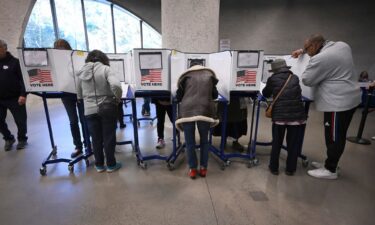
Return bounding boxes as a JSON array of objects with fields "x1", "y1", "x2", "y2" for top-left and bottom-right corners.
[
  {"x1": 28, "y1": 69, "x2": 53, "y2": 83},
  {"x1": 236, "y1": 70, "x2": 257, "y2": 84},
  {"x1": 141, "y1": 69, "x2": 162, "y2": 83}
]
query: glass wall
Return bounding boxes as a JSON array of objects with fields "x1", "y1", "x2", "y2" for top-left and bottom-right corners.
[
  {"x1": 84, "y1": 0, "x2": 114, "y2": 53},
  {"x1": 55, "y1": 0, "x2": 87, "y2": 50},
  {"x1": 23, "y1": 0, "x2": 161, "y2": 52},
  {"x1": 113, "y1": 5, "x2": 141, "y2": 53},
  {"x1": 142, "y1": 22, "x2": 162, "y2": 48},
  {"x1": 24, "y1": 0, "x2": 56, "y2": 48}
]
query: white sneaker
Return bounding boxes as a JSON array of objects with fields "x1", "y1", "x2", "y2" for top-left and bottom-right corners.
[
  {"x1": 156, "y1": 139, "x2": 165, "y2": 149},
  {"x1": 311, "y1": 161, "x2": 324, "y2": 169},
  {"x1": 371, "y1": 136, "x2": 375, "y2": 140},
  {"x1": 311, "y1": 161, "x2": 340, "y2": 174},
  {"x1": 307, "y1": 168, "x2": 338, "y2": 180}
]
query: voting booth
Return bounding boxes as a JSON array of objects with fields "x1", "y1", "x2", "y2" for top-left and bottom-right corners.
[
  {"x1": 230, "y1": 50, "x2": 264, "y2": 92},
  {"x1": 18, "y1": 49, "x2": 133, "y2": 94},
  {"x1": 133, "y1": 49, "x2": 171, "y2": 91},
  {"x1": 262, "y1": 54, "x2": 312, "y2": 99},
  {"x1": 18, "y1": 48, "x2": 77, "y2": 93}
]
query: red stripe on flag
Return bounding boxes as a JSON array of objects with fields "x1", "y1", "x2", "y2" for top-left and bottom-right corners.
[
  {"x1": 141, "y1": 69, "x2": 162, "y2": 82},
  {"x1": 236, "y1": 70, "x2": 257, "y2": 84}
]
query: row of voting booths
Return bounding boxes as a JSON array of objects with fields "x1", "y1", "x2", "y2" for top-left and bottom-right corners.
[{"x1": 17, "y1": 47, "x2": 312, "y2": 174}]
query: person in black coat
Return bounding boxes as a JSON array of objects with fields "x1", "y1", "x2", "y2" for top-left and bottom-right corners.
[
  {"x1": 262, "y1": 59, "x2": 307, "y2": 176},
  {"x1": 0, "y1": 39, "x2": 28, "y2": 151}
]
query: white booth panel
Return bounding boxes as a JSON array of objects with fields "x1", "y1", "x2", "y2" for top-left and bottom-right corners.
[
  {"x1": 48, "y1": 49, "x2": 77, "y2": 93},
  {"x1": 107, "y1": 53, "x2": 127, "y2": 82},
  {"x1": 262, "y1": 54, "x2": 313, "y2": 100},
  {"x1": 170, "y1": 50, "x2": 186, "y2": 96},
  {"x1": 18, "y1": 49, "x2": 58, "y2": 92},
  {"x1": 133, "y1": 49, "x2": 170, "y2": 91},
  {"x1": 209, "y1": 51, "x2": 232, "y2": 101},
  {"x1": 230, "y1": 50, "x2": 264, "y2": 91}
]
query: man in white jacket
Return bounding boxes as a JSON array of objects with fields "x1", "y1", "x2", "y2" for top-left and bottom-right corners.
[{"x1": 292, "y1": 34, "x2": 361, "y2": 179}]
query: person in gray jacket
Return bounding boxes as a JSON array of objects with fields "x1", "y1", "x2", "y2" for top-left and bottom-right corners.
[
  {"x1": 76, "y1": 50, "x2": 122, "y2": 173},
  {"x1": 292, "y1": 34, "x2": 361, "y2": 179},
  {"x1": 175, "y1": 61, "x2": 219, "y2": 179}
]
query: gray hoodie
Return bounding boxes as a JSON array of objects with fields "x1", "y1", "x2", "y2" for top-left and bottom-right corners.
[
  {"x1": 302, "y1": 41, "x2": 361, "y2": 112},
  {"x1": 76, "y1": 62, "x2": 122, "y2": 116}
]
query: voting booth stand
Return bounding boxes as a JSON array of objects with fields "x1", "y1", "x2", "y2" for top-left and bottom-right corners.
[
  {"x1": 255, "y1": 54, "x2": 313, "y2": 167},
  {"x1": 203, "y1": 50, "x2": 264, "y2": 169},
  {"x1": 18, "y1": 49, "x2": 136, "y2": 175},
  {"x1": 170, "y1": 50, "x2": 263, "y2": 169},
  {"x1": 18, "y1": 48, "x2": 93, "y2": 175},
  {"x1": 132, "y1": 49, "x2": 183, "y2": 170}
]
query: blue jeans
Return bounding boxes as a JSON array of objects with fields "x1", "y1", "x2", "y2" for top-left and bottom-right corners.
[{"x1": 183, "y1": 121, "x2": 210, "y2": 169}]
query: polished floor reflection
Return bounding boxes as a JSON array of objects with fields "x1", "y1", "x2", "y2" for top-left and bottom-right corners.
[{"x1": 0, "y1": 95, "x2": 374, "y2": 225}]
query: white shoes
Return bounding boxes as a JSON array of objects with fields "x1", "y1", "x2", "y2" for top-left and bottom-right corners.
[
  {"x1": 308, "y1": 167, "x2": 338, "y2": 180},
  {"x1": 311, "y1": 161, "x2": 340, "y2": 174},
  {"x1": 371, "y1": 136, "x2": 375, "y2": 140}
]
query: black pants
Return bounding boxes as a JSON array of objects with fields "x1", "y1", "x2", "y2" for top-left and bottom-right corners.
[
  {"x1": 117, "y1": 101, "x2": 125, "y2": 125},
  {"x1": 0, "y1": 98, "x2": 27, "y2": 141},
  {"x1": 61, "y1": 96, "x2": 87, "y2": 150},
  {"x1": 324, "y1": 107, "x2": 356, "y2": 172},
  {"x1": 269, "y1": 123, "x2": 306, "y2": 173},
  {"x1": 155, "y1": 102, "x2": 173, "y2": 140},
  {"x1": 86, "y1": 113, "x2": 117, "y2": 167}
]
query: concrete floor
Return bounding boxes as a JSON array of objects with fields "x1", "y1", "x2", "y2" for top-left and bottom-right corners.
[{"x1": 0, "y1": 95, "x2": 374, "y2": 225}]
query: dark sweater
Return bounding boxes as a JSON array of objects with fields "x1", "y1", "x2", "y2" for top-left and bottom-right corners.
[
  {"x1": 0, "y1": 52, "x2": 26, "y2": 99},
  {"x1": 262, "y1": 68, "x2": 307, "y2": 122}
]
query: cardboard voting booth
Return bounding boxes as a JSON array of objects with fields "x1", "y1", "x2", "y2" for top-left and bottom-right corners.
[
  {"x1": 133, "y1": 49, "x2": 171, "y2": 91},
  {"x1": 18, "y1": 49, "x2": 133, "y2": 94},
  {"x1": 262, "y1": 54, "x2": 313, "y2": 99},
  {"x1": 18, "y1": 48, "x2": 83, "y2": 93},
  {"x1": 107, "y1": 53, "x2": 133, "y2": 83},
  {"x1": 171, "y1": 50, "x2": 264, "y2": 101},
  {"x1": 230, "y1": 50, "x2": 264, "y2": 92}
]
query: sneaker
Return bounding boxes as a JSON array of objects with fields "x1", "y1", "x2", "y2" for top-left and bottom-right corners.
[
  {"x1": 232, "y1": 140, "x2": 245, "y2": 152},
  {"x1": 71, "y1": 148, "x2": 83, "y2": 158},
  {"x1": 307, "y1": 168, "x2": 338, "y2": 180},
  {"x1": 95, "y1": 165, "x2": 106, "y2": 173},
  {"x1": 311, "y1": 161, "x2": 324, "y2": 169},
  {"x1": 188, "y1": 168, "x2": 197, "y2": 179},
  {"x1": 107, "y1": 162, "x2": 122, "y2": 173},
  {"x1": 16, "y1": 140, "x2": 28, "y2": 150},
  {"x1": 156, "y1": 139, "x2": 165, "y2": 149},
  {"x1": 143, "y1": 111, "x2": 150, "y2": 117},
  {"x1": 199, "y1": 167, "x2": 207, "y2": 177},
  {"x1": 4, "y1": 139, "x2": 15, "y2": 151},
  {"x1": 372, "y1": 136, "x2": 375, "y2": 140},
  {"x1": 311, "y1": 161, "x2": 340, "y2": 174}
]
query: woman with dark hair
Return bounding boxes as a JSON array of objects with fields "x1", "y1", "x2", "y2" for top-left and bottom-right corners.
[
  {"x1": 54, "y1": 39, "x2": 88, "y2": 158},
  {"x1": 76, "y1": 50, "x2": 123, "y2": 173}
]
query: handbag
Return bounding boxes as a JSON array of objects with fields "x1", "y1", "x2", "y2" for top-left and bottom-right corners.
[
  {"x1": 92, "y1": 67, "x2": 118, "y2": 117},
  {"x1": 265, "y1": 74, "x2": 292, "y2": 118}
]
